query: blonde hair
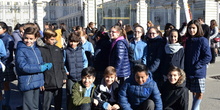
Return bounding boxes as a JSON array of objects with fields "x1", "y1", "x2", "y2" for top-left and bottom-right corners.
[
  {"x1": 104, "y1": 66, "x2": 117, "y2": 77},
  {"x1": 110, "y1": 25, "x2": 128, "y2": 41}
]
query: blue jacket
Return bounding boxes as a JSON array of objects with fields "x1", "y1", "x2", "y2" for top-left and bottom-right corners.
[
  {"x1": 109, "y1": 39, "x2": 131, "y2": 77},
  {"x1": 0, "y1": 39, "x2": 6, "y2": 73},
  {"x1": 185, "y1": 37, "x2": 212, "y2": 79},
  {"x1": 15, "y1": 41, "x2": 44, "y2": 91},
  {"x1": 0, "y1": 32, "x2": 14, "y2": 66},
  {"x1": 118, "y1": 73, "x2": 162, "y2": 110},
  {"x1": 82, "y1": 40, "x2": 94, "y2": 56},
  {"x1": 12, "y1": 30, "x2": 22, "y2": 49},
  {"x1": 129, "y1": 39, "x2": 147, "y2": 65}
]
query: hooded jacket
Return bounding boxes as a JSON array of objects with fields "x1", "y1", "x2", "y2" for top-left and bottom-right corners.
[
  {"x1": 15, "y1": 41, "x2": 44, "y2": 91},
  {"x1": 118, "y1": 73, "x2": 162, "y2": 110}
]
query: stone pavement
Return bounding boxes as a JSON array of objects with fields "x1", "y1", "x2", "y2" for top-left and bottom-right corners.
[{"x1": 6, "y1": 57, "x2": 220, "y2": 110}]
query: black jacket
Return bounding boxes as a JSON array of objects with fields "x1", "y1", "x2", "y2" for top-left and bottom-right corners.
[
  {"x1": 39, "y1": 45, "x2": 67, "y2": 90},
  {"x1": 161, "y1": 81, "x2": 189, "y2": 110}
]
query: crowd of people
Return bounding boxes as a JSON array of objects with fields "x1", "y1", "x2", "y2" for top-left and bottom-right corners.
[{"x1": 0, "y1": 17, "x2": 218, "y2": 110}]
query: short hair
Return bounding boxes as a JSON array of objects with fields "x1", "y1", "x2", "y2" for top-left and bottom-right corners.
[
  {"x1": 81, "y1": 67, "x2": 96, "y2": 78},
  {"x1": 68, "y1": 32, "x2": 81, "y2": 42},
  {"x1": 43, "y1": 29, "x2": 57, "y2": 39},
  {"x1": 133, "y1": 64, "x2": 149, "y2": 75},
  {"x1": 104, "y1": 66, "x2": 116, "y2": 77},
  {"x1": 24, "y1": 27, "x2": 41, "y2": 38},
  {"x1": 168, "y1": 66, "x2": 186, "y2": 86},
  {"x1": 186, "y1": 20, "x2": 204, "y2": 37},
  {"x1": 0, "y1": 21, "x2": 8, "y2": 32}
]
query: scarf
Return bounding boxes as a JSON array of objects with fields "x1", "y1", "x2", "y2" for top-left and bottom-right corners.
[{"x1": 165, "y1": 43, "x2": 183, "y2": 54}]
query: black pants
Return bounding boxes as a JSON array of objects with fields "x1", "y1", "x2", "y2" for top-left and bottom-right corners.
[
  {"x1": 42, "y1": 88, "x2": 62, "y2": 110},
  {"x1": 137, "y1": 99, "x2": 155, "y2": 110}
]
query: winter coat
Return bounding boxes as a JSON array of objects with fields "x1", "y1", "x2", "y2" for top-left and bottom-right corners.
[
  {"x1": 162, "y1": 43, "x2": 184, "y2": 75},
  {"x1": 94, "y1": 79, "x2": 119, "y2": 109},
  {"x1": 109, "y1": 38, "x2": 131, "y2": 78},
  {"x1": 146, "y1": 36, "x2": 165, "y2": 78},
  {"x1": 0, "y1": 32, "x2": 16, "y2": 81},
  {"x1": 118, "y1": 73, "x2": 162, "y2": 110},
  {"x1": 0, "y1": 39, "x2": 6, "y2": 80},
  {"x1": 184, "y1": 37, "x2": 212, "y2": 79},
  {"x1": 65, "y1": 46, "x2": 88, "y2": 81},
  {"x1": 15, "y1": 41, "x2": 44, "y2": 91},
  {"x1": 39, "y1": 45, "x2": 67, "y2": 90},
  {"x1": 161, "y1": 81, "x2": 189, "y2": 110},
  {"x1": 69, "y1": 82, "x2": 96, "y2": 110},
  {"x1": 12, "y1": 29, "x2": 22, "y2": 49},
  {"x1": 55, "y1": 29, "x2": 63, "y2": 48}
]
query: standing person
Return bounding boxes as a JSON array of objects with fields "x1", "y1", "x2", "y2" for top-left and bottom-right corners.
[
  {"x1": 161, "y1": 66, "x2": 188, "y2": 110},
  {"x1": 124, "y1": 24, "x2": 134, "y2": 42},
  {"x1": 86, "y1": 22, "x2": 96, "y2": 48},
  {"x1": 39, "y1": 29, "x2": 67, "y2": 110},
  {"x1": 162, "y1": 29, "x2": 184, "y2": 76},
  {"x1": 118, "y1": 64, "x2": 162, "y2": 110},
  {"x1": 129, "y1": 25, "x2": 147, "y2": 67},
  {"x1": 0, "y1": 22, "x2": 16, "y2": 109},
  {"x1": 146, "y1": 27, "x2": 165, "y2": 88},
  {"x1": 146, "y1": 20, "x2": 154, "y2": 31},
  {"x1": 64, "y1": 32, "x2": 88, "y2": 108},
  {"x1": 52, "y1": 23, "x2": 63, "y2": 49},
  {"x1": 60, "y1": 23, "x2": 70, "y2": 49},
  {"x1": 209, "y1": 19, "x2": 219, "y2": 63},
  {"x1": 198, "y1": 17, "x2": 210, "y2": 39},
  {"x1": 109, "y1": 25, "x2": 131, "y2": 85},
  {"x1": 15, "y1": 26, "x2": 52, "y2": 110},
  {"x1": 94, "y1": 66, "x2": 120, "y2": 110},
  {"x1": 185, "y1": 20, "x2": 212, "y2": 110},
  {"x1": 80, "y1": 31, "x2": 94, "y2": 66},
  {"x1": 12, "y1": 23, "x2": 24, "y2": 50},
  {"x1": 0, "y1": 39, "x2": 6, "y2": 110}
]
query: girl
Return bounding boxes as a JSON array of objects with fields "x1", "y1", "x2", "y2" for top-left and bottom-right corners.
[
  {"x1": 209, "y1": 19, "x2": 219, "y2": 63},
  {"x1": 161, "y1": 66, "x2": 188, "y2": 110},
  {"x1": 109, "y1": 25, "x2": 131, "y2": 85},
  {"x1": 15, "y1": 26, "x2": 52, "y2": 109},
  {"x1": 162, "y1": 29, "x2": 184, "y2": 76},
  {"x1": 0, "y1": 21, "x2": 16, "y2": 109},
  {"x1": 185, "y1": 20, "x2": 212, "y2": 110},
  {"x1": 129, "y1": 25, "x2": 147, "y2": 67},
  {"x1": 94, "y1": 66, "x2": 120, "y2": 110}
]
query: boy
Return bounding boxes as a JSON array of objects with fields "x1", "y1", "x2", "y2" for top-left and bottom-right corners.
[
  {"x1": 39, "y1": 29, "x2": 67, "y2": 110},
  {"x1": 118, "y1": 64, "x2": 162, "y2": 110},
  {"x1": 69, "y1": 67, "x2": 98, "y2": 110},
  {"x1": 65, "y1": 32, "x2": 88, "y2": 108},
  {"x1": 94, "y1": 66, "x2": 120, "y2": 110}
]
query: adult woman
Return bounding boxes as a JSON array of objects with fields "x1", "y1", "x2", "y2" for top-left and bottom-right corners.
[
  {"x1": 209, "y1": 19, "x2": 219, "y2": 63},
  {"x1": 185, "y1": 20, "x2": 211, "y2": 110},
  {"x1": 109, "y1": 25, "x2": 131, "y2": 85}
]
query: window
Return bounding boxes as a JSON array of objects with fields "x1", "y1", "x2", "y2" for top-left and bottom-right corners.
[
  {"x1": 14, "y1": 2, "x2": 18, "y2": 5},
  {"x1": 24, "y1": 2, "x2": 28, "y2": 5},
  {"x1": 7, "y1": 2, "x2": 10, "y2": 5}
]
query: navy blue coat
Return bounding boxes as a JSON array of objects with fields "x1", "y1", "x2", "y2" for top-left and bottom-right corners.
[
  {"x1": 15, "y1": 41, "x2": 44, "y2": 91},
  {"x1": 185, "y1": 37, "x2": 212, "y2": 79},
  {"x1": 109, "y1": 39, "x2": 131, "y2": 78}
]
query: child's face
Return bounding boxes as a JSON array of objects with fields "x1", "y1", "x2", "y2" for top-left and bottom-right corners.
[
  {"x1": 148, "y1": 28, "x2": 158, "y2": 39},
  {"x1": 110, "y1": 28, "x2": 120, "y2": 40},
  {"x1": 167, "y1": 70, "x2": 180, "y2": 84},
  {"x1": 169, "y1": 31, "x2": 178, "y2": 44},
  {"x1": 188, "y1": 24, "x2": 198, "y2": 36},
  {"x1": 134, "y1": 27, "x2": 143, "y2": 39},
  {"x1": 82, "y1": 75, "x2": 95, "y2": 88},
  {"x1": 104, "y1": 74, "x2": 116, "y2": 87},
  {"x1": 69, "y1": 41, "x2": 79, "y2": 49},
  {"x1": 135, "y1": 71, "x2": 149, "y2": 85},
  {"x1": 23, "y1": 34, "x2": 37, "y2": 47},
  {"x1": 0, "y1": 26, "x2": 6, "y2": 35},
  {"x1": 45, "y1": 37, "x2": 57, "y2": 45}
]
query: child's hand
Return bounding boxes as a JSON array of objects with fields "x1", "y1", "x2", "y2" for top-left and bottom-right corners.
[
  {"x1": 40, "y1": 86, "x2": 45, "y2": 91},
  {"x1": 63, "y1": 80, "x2": 66, "y2": 84},
  {"x1": 112, "y1": 104, "x2": 120, "y2": 110},
  {"x1": 66, "y1": 72, "x2": 69, "y2": 75},
  {"x1": 93, "y1": 99, "x2": 99, "y2": 106},
  {"x1": 107, "y1": 104, "x2": 112, "y2": 110}
]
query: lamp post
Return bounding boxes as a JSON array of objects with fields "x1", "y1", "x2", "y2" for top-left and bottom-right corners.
[{"x1": 10, "y1": 6, "x2": 20, "y2": 26}]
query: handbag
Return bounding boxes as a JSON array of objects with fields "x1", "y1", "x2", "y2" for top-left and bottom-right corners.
[{"x1": 213, "y1": 37, "x2": 220, "y2": 43}]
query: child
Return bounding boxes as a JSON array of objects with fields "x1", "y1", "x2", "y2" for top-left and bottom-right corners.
[
  {"x1": 118, "y1": 64, "x2": 162, "y2": 110},
  {"x1": 0, "y1": 39, "x2": 6, "y2": 110},
  {"x1": 69, "y1": 67, "x2": 98, "y2": 110},
  {"x1": 65, "y1": 32, "x2": 88, "y2": 108},
  {"x1": 15, "y1": 26, "x2": 52, "y2": 109},
  {"x1": 161, "y1": 66, "x2": 188, "y2": 110},
  {"x1": 184, "y1": 20, "x2": 212, "y2": 110},
  {"x1": 94, "y1": 66, "x2": 120, "y2": 110},
  {"x1": 39, "y1": 29, "x2": 67, "y2": 110}
]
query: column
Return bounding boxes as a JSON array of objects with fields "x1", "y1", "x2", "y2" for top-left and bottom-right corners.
[
  {"x1": 136, "y1": 0, "x2": 148, "y2": 31},
  {"x1": 175, "y1": 0, "x2": 180, "y2": 29}
]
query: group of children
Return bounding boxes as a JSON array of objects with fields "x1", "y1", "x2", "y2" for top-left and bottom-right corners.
[{"x1": 0, "y1": 18, "x2": 212, "y2": 110}]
